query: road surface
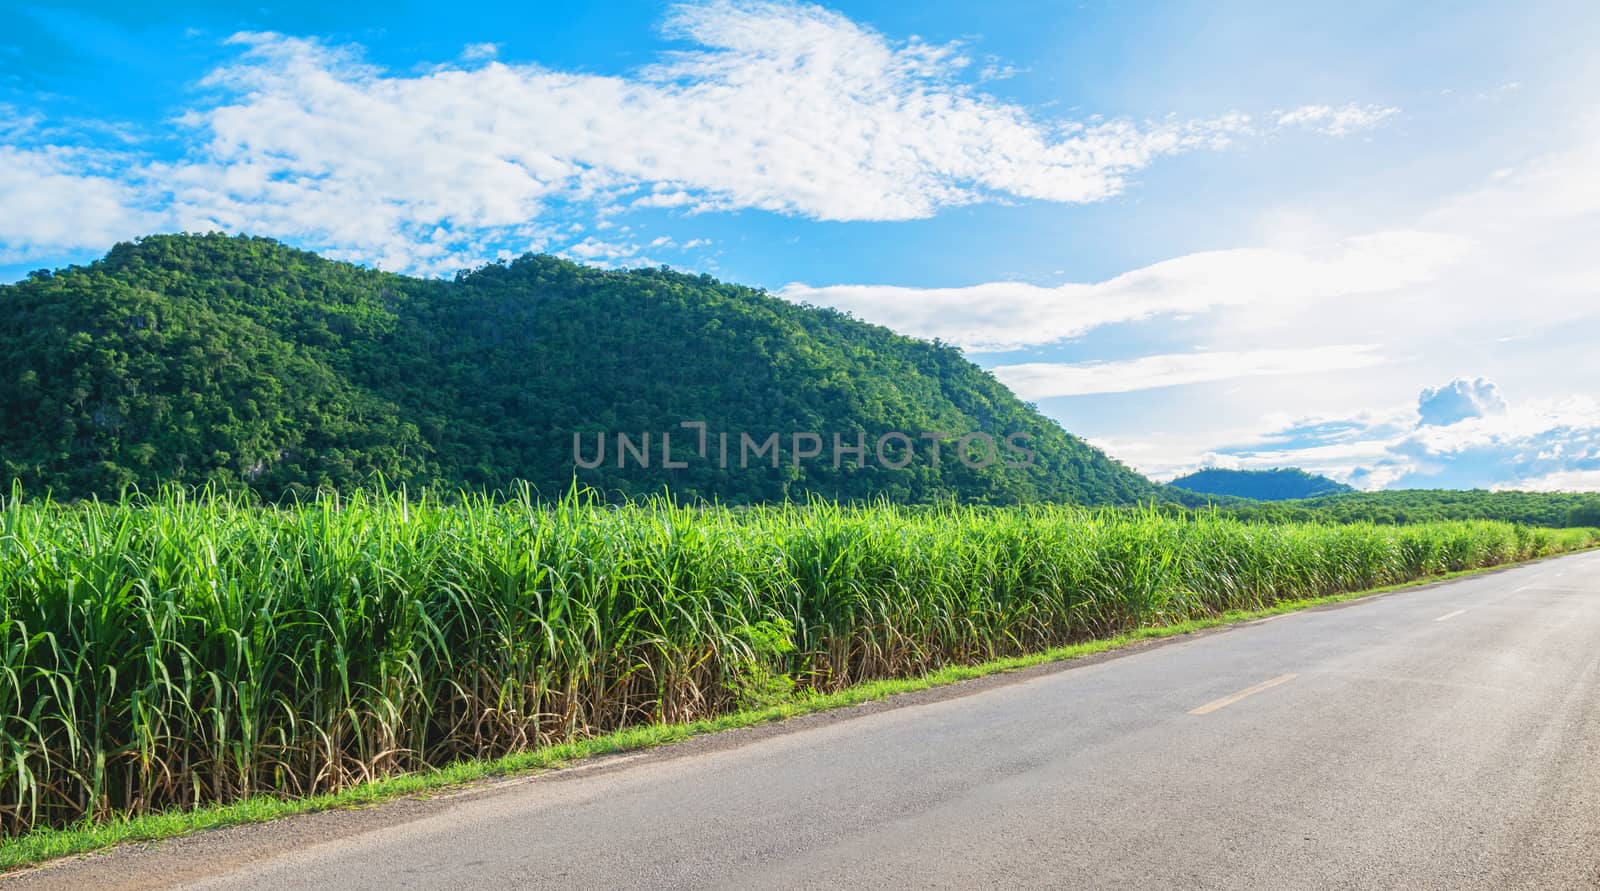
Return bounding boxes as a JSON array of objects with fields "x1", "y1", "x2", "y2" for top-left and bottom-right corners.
[{"x1": 9, "y1": 550, "x2": 1600, "y2": 890}]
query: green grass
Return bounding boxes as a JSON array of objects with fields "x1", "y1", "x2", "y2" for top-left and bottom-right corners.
[
  {"x1": 1, "y1": 547, "x2": 1587, "y2": 872},
  {"x1": 2, "y1": 484, "x2": 1596, "y2": 861}
]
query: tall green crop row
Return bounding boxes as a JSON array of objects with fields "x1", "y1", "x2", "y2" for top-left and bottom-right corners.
[{"x1": 0, "y1": 489, "x2": 1594, "y2": 834}]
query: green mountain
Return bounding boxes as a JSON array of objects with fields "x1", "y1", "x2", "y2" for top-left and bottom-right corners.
[
  {"x1": 1168, "y1": 467, "x2": 1354, "y2": 501},
  {"x1": 1, "y1": 233, "x2": 1159, "y2": 504}
]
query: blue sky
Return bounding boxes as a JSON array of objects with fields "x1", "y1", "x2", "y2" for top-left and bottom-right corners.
[{"x1": 5, "y1": 0, "x2": 1600, "y2": 490}]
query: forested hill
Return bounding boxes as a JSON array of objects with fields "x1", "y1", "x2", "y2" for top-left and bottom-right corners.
[
  {"x1": 1168, "y1": 467, "x2": 1354, "y2": 501},
  {"x1": 0, "y1": 233, "x2": 1159, "y2": 504}
]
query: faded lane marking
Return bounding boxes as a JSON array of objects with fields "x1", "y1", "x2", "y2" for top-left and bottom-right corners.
[
  {"x1": 548, "y1": 753, "x2": 649, "y2": 775},
  {"x1": 420, "y1": 753, "x2": 651, "y2": 801},
  {"x1": 1188, "y1": 673, "x2": 1298, "y2": 716},
  {"x1": 1435, "y1": 609, "x2": 1468, "y2": 622}
]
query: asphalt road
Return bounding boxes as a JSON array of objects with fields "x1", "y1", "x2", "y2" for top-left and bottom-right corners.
[{"x1": 10, "y1": 551, "x2": 1600, "y2": 890}]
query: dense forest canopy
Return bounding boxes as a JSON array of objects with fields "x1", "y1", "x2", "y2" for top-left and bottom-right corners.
[
  {"x1": 0, "y1": 233, "x2": 1157, "y2": 504},
  {"x1": 1168, "y1": 467, "x2": 1354, "y2": 501}
]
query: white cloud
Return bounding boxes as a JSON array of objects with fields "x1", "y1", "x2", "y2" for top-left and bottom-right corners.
[
  {"x1": 0, "y1": 1, "x2": 1394, "y2": 275},
  {"x1": 1500, "y1": 469, "x2": 1600, "y2": 492},
  {"x1": 165, "y1": 11, "x2": 1249, "y2": 265},
  {"x1": 1218, "y1": 442, "x2": 1408, "y2": 488},
  {"x1": 558, "y1": 236, "x2": 661, "y2": 267},
  {"x1": 1475, "y1": 81, "x2": 1521, "y2": 101},
  {"x1": 0, "y1": 145, "x2": 165, "y2": 264},
  {"x1": 781, "y1": 230, "x2": 1468, "y2": 350},
  {"x1": 1274, "y1": 102, "x2": 1400, "y2": 136},
  {"x1": 1405, "y1": 395, "x2": 1600, "y2": 457},
  {"x1": 992, "y1": 345, "x2": 1386, "y2": 398}
]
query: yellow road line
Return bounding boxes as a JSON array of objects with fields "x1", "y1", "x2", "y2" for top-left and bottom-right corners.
[
  {"x1": 1188, "y1": 673, "x2": 1298, "y2": 716},
  {"x1": 1434, "y1": 608, "x2": 1467, "y2": 622}
]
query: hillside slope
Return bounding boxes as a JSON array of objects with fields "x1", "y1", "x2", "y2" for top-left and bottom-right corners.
[
  {"x1": 0, "y1": 234, "x2": 1157, "y2": 504},
  {"x1": 1168, "y1": 467, "x2": 1354, "y2": 501}
]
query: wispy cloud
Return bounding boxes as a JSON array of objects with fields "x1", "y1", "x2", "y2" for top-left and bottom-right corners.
[
  {"x1": 1500, "y1": 469, "x2": 1600, "y2": 492},
  {"x1": 1274, "y1": 102, "x2": 1400, "y2": 136},
  {"x1": 991, "y1": 345, "x2": 1387, "y2": 398},
  {"x1": 781, "y1": 231, "x2": 1467, "y2": 350}
]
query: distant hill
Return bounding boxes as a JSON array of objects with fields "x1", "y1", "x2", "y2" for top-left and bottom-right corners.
[
  {"x1": 0, "y1": 233, "x2": 1159, "y2": 505},
  {"x1": 1168, "y1": 467, "x2": 1354, "y2": 501}
]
